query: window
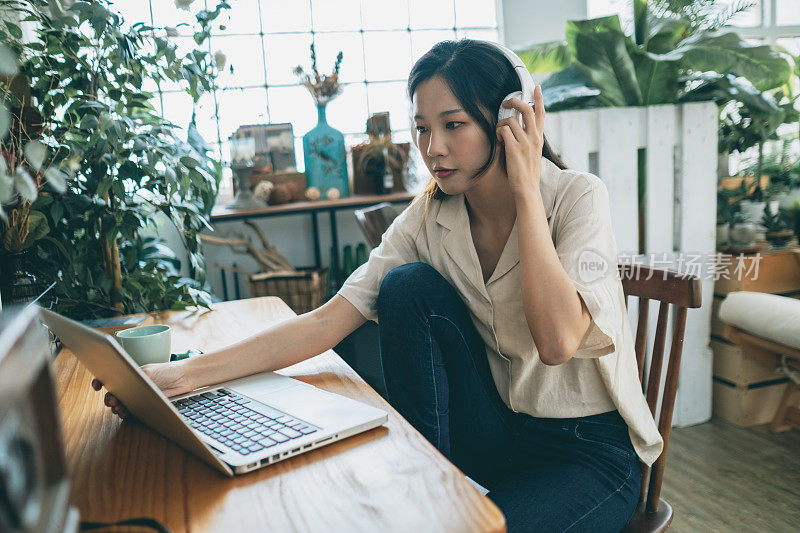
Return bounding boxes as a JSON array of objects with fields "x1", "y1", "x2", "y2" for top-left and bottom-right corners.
[
  {"x1": 777, "y1": 0, "x2": 800, "y2": 26},
  {"x1": 586, "y1": 0, "x2": 767, "y2": 29},
  {"x1": 111, "y1": 0, "x2": 500, "y2": 197}
]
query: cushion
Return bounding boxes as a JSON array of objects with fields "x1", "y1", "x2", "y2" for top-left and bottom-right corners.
[{"x1": 718, "y1": 291, "x2": 800, "y2": 351}]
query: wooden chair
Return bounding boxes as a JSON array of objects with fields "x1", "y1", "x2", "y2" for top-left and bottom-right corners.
[
  {"x1": 619, "y1": 264, "x2": 702, "y2": 533},
  {"x1": 352, "y1": 204, "x2": 704, "y2": 532},
  {"x1": 353, "y1": 202, "x2": 398, "y2": 248}
]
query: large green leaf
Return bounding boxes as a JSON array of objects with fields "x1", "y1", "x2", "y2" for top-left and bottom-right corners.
[
  {"x1": 633, "y1": 0, "x2": 648, "y2": 46},
  {"x1": 22, "y1": 210, "x2": 50, "y2": 249},
  {"x1": 644, "y1": 17, "x2": 689, "y2": 54},
  {"x1": 631, "y1": 47, "x2": 681, "y2": 104},
  {"x1": 541, "y1": 65, "x2": 603, "y2": 110},
  {"x1": 565, "y1": 15, "x2": 626, "y2": 47},
  {"x1": 670, "y1": 30, "x2": 792, "y2": 91},
  {"x1": 680, "y1": 73, "x2": 780, "y2": 115},
  {"x1": 571, "y1": 26, "x2": 643, "y2": 106},
  {"x1": 514, "y1": 40, "x2": 573, "y2": 74}
]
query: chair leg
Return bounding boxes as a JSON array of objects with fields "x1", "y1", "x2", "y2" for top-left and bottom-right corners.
[{"x1": 770, "y1": 382, "x2": 799, "y2": 433}]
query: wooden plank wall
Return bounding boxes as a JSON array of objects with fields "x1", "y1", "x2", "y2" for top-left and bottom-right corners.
[{"x1": 545, "y1": 101, "x2": 718, "y2": 426}]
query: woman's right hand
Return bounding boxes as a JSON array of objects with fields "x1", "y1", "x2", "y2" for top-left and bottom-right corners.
[{"x1": 91, "y1": 360, "x2": 195, "y2": 420}]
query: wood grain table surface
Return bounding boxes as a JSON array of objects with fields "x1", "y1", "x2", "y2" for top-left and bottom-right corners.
[{"x1": 54, "y1": 297, "x2": 506, "y2": 532}]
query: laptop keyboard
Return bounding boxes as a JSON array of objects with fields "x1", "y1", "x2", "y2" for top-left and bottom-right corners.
[{"x1": 173, "y1": 389, "x2": 318, "y2": 456}]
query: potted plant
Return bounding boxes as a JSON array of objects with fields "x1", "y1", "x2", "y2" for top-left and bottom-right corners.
[
  {"x1": 728, "y1": 210, "x2": 758, "y2": 251},
  {"x1": 716, "y1": 187, "x2": 739, "y2": 249},
  {"x1": 514, "y1": 0, "x2": 791, "y2": 256},
  {"x1": 515, "y1": 1, "x2": 790, "y2": 111},
  {"x1": 0, "y1": 0, "x2": 230, "y2": 318},
  {"x1": 761, "y1": 202, "x2": 795, "y2": 249},
  {"x1": 0, "y1": 43, "x2": 68, "y2": 306},
  {"x1": 789, "y1": 200, "x2": 800, "y2": 244}
]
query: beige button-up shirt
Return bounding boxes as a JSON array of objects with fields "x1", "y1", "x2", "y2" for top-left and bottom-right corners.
[{"x1": 338, "y1": 157, "x2": 663, "y2": 466}]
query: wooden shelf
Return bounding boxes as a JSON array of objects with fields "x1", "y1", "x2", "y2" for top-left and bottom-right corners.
[{"x1": 211, "y1": 192, "x2": 416, "y2": 222}]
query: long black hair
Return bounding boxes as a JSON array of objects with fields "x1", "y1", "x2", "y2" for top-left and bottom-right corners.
[{"x1": 407, "y1": 39, "x2": 567, "y2": 201}]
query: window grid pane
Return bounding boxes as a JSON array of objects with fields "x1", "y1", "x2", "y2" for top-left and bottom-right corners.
[
  {"x1": 124, "y1": 0, "x2": 498, "y2": 190},
  {"x1": 776, "y1": 0, "x2": 800, "y2": 26}
]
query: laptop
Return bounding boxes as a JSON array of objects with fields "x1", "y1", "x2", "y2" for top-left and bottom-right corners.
[{"x1": 40, "y1": 308, "x2": 388, "y2": 477}]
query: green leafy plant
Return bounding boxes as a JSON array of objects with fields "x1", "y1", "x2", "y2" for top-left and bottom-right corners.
[
  {"x1": 648, "y1": 0, "x2": 757, "y2": 36},
  {"x1": 516, "y1": 0, "x2": 791, "y2": 111},
  {"x1": 789, "y1": 200, "x2": 800, "y2": 242},
  {"x1": 0, "y1": 0, "x2": 230, "y2": 318},
  {"x1": 761, "y1": 202, "x2": 790, "y2": 233},
  {"x1": 716, "y1": 187, "x2": 741, "y2": 226},
  {"x1": 0, "y1": 33, "x2": 67, "y2": 255},
  {"x1": 737, "y1": 138, "x2": 800, "y2": 195},
  {"x1": 761, "y1": 202, "x2": 794, "y2": 247},
  {"x1": 718, "y1": 88, "x2": 799, "y2": 198}
]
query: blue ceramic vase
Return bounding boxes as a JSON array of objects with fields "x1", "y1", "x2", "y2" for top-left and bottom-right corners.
[{"x1": 303, "y1": 103, "x2": 349, "y2": 196}]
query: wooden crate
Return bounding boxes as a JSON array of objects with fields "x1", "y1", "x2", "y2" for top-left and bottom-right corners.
[
  {"x1": 710, "y1": 338, "x2": 779, "y2": 385},
  {"x1": 713, "y1": 249, "x2": 800, "y2": 296},
  {"x1": 713, "y1": 377, "x2": 790, "y2": 427},
  {"x1": 710, "y1": 296, "x2": 725, "y2": 338}
]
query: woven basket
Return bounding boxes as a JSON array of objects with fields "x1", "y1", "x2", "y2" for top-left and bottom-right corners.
[{"x1": 248, "y1": 267, "x2": 328, "y2": 314}]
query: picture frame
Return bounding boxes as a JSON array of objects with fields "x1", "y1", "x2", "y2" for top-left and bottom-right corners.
[{"x1": 231, "y1": 123, "x2": 297, "y2": 172}]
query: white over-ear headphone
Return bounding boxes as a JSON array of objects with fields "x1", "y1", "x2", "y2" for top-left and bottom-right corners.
[{"x1": 476, "y1": 40, "x2": 536, "y2": 129}]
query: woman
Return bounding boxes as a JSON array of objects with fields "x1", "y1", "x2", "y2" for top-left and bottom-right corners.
[{"x1": 96, "y1": 40, "x2": 662, "y2": 532}]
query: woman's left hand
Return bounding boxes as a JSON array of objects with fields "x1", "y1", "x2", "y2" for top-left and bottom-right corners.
[{"x1": 496, "y1": 85, "x2": 545, "y2": 194}]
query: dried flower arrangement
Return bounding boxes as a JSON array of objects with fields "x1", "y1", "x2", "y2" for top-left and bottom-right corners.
[{"x1": 293, "y1": 43, "x2": 343, "y2": 106}]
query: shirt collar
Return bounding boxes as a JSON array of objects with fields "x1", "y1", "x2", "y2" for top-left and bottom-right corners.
[{"x1": 433, "y1": 157, "x2": 561, "y2": 292}]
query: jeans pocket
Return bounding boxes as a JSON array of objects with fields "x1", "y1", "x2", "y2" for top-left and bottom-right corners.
[{"x1": 573, "y1": 420, "x2": 635, "y2": 459}]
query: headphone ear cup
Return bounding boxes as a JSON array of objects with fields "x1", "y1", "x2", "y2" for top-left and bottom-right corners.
[{"x1": 498, "y1": 91, "x2": 524, "y2": 127}]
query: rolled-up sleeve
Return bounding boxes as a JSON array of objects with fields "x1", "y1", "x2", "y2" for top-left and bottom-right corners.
[
  {"x1": 555, "y1": 176, "x2": 620, "y2": 358},
  {"x1": 337, "y1": 198, "x2": 424, "y2": 321}
]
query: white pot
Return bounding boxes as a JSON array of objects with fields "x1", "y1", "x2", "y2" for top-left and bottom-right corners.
[
  {"x1": 740, "y1": 200, "x2": 780, "y2": 225},
  {"x1": 729, "y1": 222, "x2": 757, "y2": 249},
  {"x1": 716, "y1": 223, "x2": 729, "y2": 248},
  {"x1": 777, "y1": 188, "x2": 800, "y2": 210}
]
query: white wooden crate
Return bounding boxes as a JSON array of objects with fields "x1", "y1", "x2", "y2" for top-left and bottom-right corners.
[{"x1": 546, "y1": 102, "x2": 718, "y2": 427}]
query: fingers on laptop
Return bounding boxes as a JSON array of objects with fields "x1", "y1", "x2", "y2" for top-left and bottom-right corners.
[{"x1": 91, "y1": 378, "x2": 103, "y2": 391}]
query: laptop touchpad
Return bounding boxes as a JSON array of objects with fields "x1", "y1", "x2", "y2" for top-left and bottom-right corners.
[{"x1": 224, "y1": 372, "x2": 297, "y2": 398}]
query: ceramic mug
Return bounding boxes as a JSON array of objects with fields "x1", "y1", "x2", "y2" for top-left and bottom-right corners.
[{"x1": 115, "y1": 325, "x2": 172, "y2": 366}]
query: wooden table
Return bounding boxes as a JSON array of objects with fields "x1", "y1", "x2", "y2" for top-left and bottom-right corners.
[{"x1": 55, "y1": 297, "x2": 505, "y2": 532}]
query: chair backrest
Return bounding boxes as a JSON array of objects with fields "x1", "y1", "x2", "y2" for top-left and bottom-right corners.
[
  {"x1": 353, "y1": 202, "x2": 398, "y2": 248},
  {"x1": 617, "y1": 263, "x2": 702, "y2": 515}
]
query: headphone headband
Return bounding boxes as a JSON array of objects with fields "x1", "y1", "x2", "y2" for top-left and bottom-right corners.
[{"x1": 475, "y1": 40, "x2": 536, "y2": 105}]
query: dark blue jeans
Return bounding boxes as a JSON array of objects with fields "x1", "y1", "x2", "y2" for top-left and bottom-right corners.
[{"x1": 376, "y1": 263, "x2": 641, "y2": 533}]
